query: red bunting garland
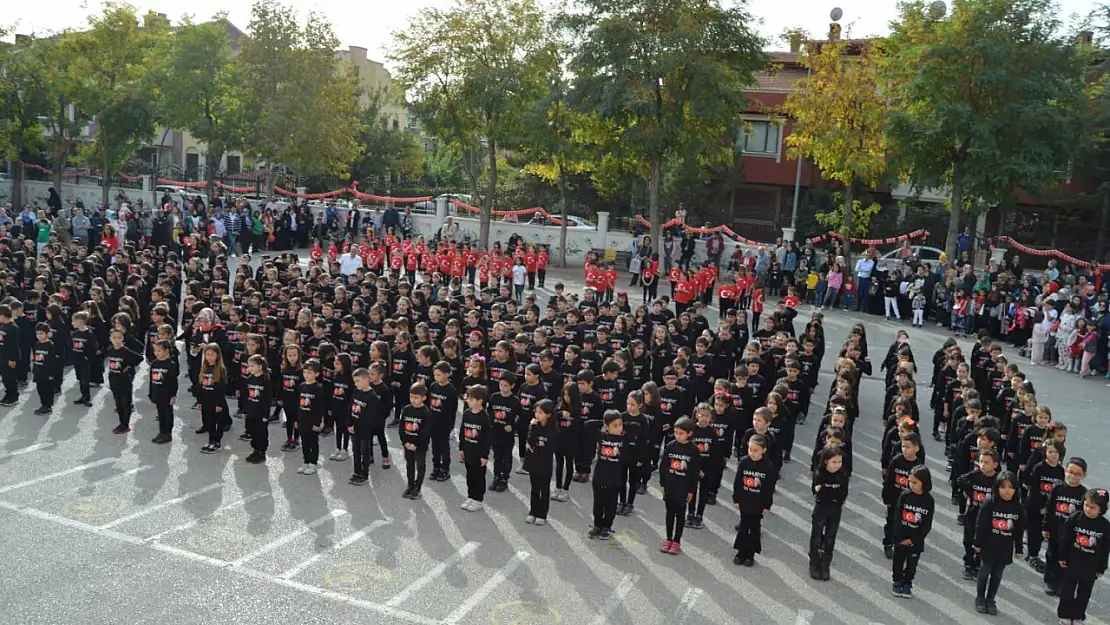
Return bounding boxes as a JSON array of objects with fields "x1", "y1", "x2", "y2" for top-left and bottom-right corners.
[
  {"x1": 19, "y1": 162, "x2": 95, "y2": 178},
  {"x1": 807, "y1": 229, "x2": 929, "y2": 247},
  {"x1": 449, "y1": 199, "x2": 568, "y2": 225},
  {"x1": 633, "y1": 215, "x2": 771, "y2": 246},
  {"x1": 148, "y1": 178, "x2": 432, "y2": 203},
  {"x1": 115, "y1": 171, "x2": 142, "y2": 182},
  {"x1": 993, "y1": 236, "x2": 1110, "y2": 271}
]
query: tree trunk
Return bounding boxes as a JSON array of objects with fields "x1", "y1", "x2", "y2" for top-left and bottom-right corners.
[
  {"x1": 101, "y1": 149, "x2": 111, "y2": 208},
  {"x1": 557, "y1": 160, "x2": 569, "y2": 268},
  {"x1": 265, "y1": 168, "x2": 277, "y2": 202},
  {"x1": 842, "y1": 178, "x2": 855, "y2": 260},
  {"x1": 52, "y1": 100, "x2": 67, "y2": 192},
  {"x1": 649, "y1": 155, "x2": 663, "y2": 262},
  {"x1": 481, "y1": 139, "x2": 497, "y2": 251},
  {"x1": 945, "y1": 163, "x2": 964, "y2": 261},
  {"x1": 1096, "y1": 190, "x2": 1109, "y2": 263},
  {"x1": 10, "y1": 158, "x2": 24, "y2": 210},
  {"x1": 205, "y1": 149, "x2": 222, "y2": 203}
]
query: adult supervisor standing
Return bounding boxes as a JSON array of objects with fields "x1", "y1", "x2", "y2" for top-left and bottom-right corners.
[{"x1": 854, "y1": 248, "x2": 877, "y2": 313}]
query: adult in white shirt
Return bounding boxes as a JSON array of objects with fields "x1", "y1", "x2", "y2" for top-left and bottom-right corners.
[
  {"x1": 340, "y1": 249, "x2": 363, "y2": 276},
  {"x1": 853, "y1": 247, "x2": 878, "y2": 312},
  {"x1": 511, "y1": 260, "x2": 527, "y2": 305}
]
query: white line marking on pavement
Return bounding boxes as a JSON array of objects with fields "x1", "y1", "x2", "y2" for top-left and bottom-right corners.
[
  {"x1": 33, "y1": 466, "x2": 151, "y2": 505},
  {"x1": 143, "y1": 493, "x2": 270, "y2": 543},
  {"x1": 0, "y1": 441, "x2": 55, "y2": 460},
  {"x1": 441, "y1": 551, "x2": 529, "y2": 625},
  {"x1": 0, "y1": 500, "x2": 437, "y2": 625},
  {"x1": 279, "y1": 519, "x2": 390, "y2": 580},
  {"x1": 229, "y1": 510, "x2": 347, "y2": 567},
  {"x1": 98, "y1": 483, "x2": 223, "y2": 529},
  {"x1": 588, "y1": 573, "x2": 641, "y2": 625},
  {"x1": 795, "y1": 609, "x2": 814, "y2": 625},
  {"x1": 384, "y1": 541, "x2": 480, "y2": 608},
  {"x1": 0, "y1": 436, "x2": 27, "y2": 445},
  {"x1": 672, "y1": 587, "x2": 703, "y2": 622},
  {"x1": 0, "y1": 458, "x2": 116, "y2": 494}
]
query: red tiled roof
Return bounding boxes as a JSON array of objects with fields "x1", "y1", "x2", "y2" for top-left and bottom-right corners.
[{"x1": 754, "y1": 67, "x2": 808, "y2": 91}]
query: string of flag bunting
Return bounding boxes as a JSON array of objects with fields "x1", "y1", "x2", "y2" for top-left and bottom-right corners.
[
  {"x1": 992, "y1": 236, "x2": 1110, "y2": 271},
  {"x1": 807, "y1": 229, "x2": 930, "y2": 246}
]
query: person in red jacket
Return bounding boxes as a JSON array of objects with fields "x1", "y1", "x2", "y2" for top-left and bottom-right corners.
[
  {"x1": 674, "y1": 270, "x2": 696, "y2": 316},
  {"x1": 604, "y1": 263, "x2": 618, "y2": 303},
  {"x1": 465, "y1": 245, "x2": 479, "y2": 285},
  {"x1": 717, "y1": 278, "x2": 738, "y2": 313},
  {"x1": 669, "y1": 265, "x2": 683, "y2": 299},
  {"x1": 537, "y1": 246, "x2": 549, "y2": 288},
  {"x1": 524, "y1": 246, "x2": 538, "y2": 290}
]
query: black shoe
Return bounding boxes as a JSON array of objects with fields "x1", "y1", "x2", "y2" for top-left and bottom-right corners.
[
  {"x1": 733, "y1": 554, "x2": 744, "y2": 566},
  {"x1": 932, "y1": 431, "x2": 943, "y2": 442},
  {"x1": 196, "y1": 426, "x2": 209, "y2": 435},
  {"x1": 152, "y1": 433, "x2": 172, "y2": 444},
  {"x1": 1044, "y1": 582, "x2": 1058, "y2": 596},
  {"x1": 33, "y1": 406, "x2": 50, "y2": 415},
  {"x1": 351, "y1": 476, "x2": 368, "y2": 486},
  {"x1": 985, "y1": 600, "x2": 997, "y2": 615},
  {"x1": 239, "y1": 432, "x2": 252, "y2": 441},
  {"x1": 809, "y1": 561, "x2": 822, "y2": 580},
  {"x1": 598, "y1": 527, "x2": 612, "y2": 540},
  {"x1": 783, "y1": 451, "x2": 792, "y2": 463},
  {"x1": 956, "y1": 513, "x2": 965, "y2": 526},
  {"x1": 684, "y1": 514, "x2": 696, "y2": 528},
  {"x1": 820, "y1": 560, "x2": 831, "y2": 582},
  {"x1": 245, "y1": 452, "x2": 265, "y2": 464},
  {"x1": 402, "y1": 486, "x2": 415, "y2": 499},
  {"x1": 962, "y1": 566, "x2": 976, "y2": 580},
  {"x1": 691, "y1": 516, "x2": 704, "y2": 529},
  {"x1": 410, "y1": 487, "x2": 422, "y2": 500},
  {"x1": 974, "y1": 597, "x2": 987, "y2": 613},
  {"x1": 636, "y1": 484, "x2": 647, "y2": 495},
  {"x1": 743, "y1": 558, "x2": 755, "y2": 567},
  {"x1": 111, "y1": 425, "x2": 131, "y2": 434},
  {"x1": 0, "y1": 398, "x2": 18, "y2": 407},
  {"x1": 705, "y1": 493, "x2": 717, "y2": 506},
  {"x1": 588, "y1": 526, "x2": 601, "y2": 539},
  {"x1": 884, "y1": 545, "x2": 894, "y2": 560},
  {"x1": 616, "y1": 503, "x2": 631, "y2": 516}
]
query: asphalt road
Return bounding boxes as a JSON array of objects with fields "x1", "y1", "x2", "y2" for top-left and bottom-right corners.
[{"x1": 1, "y1": 265, "x2": 1109, "y2": 625}]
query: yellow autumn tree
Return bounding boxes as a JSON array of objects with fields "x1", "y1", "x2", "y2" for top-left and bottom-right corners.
[{"x1": 782, "y1": 38, "x2": 887, "y2": 256}]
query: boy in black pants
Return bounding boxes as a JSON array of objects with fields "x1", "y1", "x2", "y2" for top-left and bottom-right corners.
[
  {"x1": 70, "y1": 311, "x2": 98, "y2": 407},
  {"x1": 0, "y1": 306, "x2": 19, "y2": 406},
  {"x1": 348, "y1": 367, "x2": 385, "y2": 485},
  {"x1": 586, "y1": 410, "x2": 629, "y2": 539},
  {"x1": 296, "y1": 359, "x2": 325, "y2": 475},
  {"x1": 148, "y1": 340, "x2": 179, "y2": 444},
  {"x1": 31, "y1": 323, "x2": 56, "y2": 415},
  {"x1": 488, "y1": 374, "x2": 520, "y2": 492},
  {"x1": 733, "y1": 433, "x2": 776, "y2": 566},
  {"x1": 428, "y1": 362, "x2": 459, "y2": 481},
  {"x1": 659, "y1": 417, "x2": 701, "y2": 555},
  {"x1": 399, "y1": 382, "x2": 432, "y2": 499},
  {"x1": 525, "y1": 399, "x2": 556, "y2": 525},
  {"x1": 459, "y1": 384, "x2": 491, "y2": 512},
  {"x1": 105, "y1": 328, "x2": 142, "y2": 434}
]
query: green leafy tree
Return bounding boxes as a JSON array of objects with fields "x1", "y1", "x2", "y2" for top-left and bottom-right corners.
[
  {"x1": 27, "y1": 33, "x2": 89, "y2": 192},
  {"x1": 349, "y1": 87, "x2": 425, "y2": 183},
  {"x1": 239, "y1": 0, "x2": 363, "y2": 197},
  {"x1": 0, "y1": 31, "x2": 49, "y2": 209},
  {"x1": 70, "y1": 4, "x2": 170, "y2": 207},
  {"x1": 884, "y1": 0, "x2": 1088, "y2": 259},
  {"x1": 783, "y1": 38, "x2": 888, "y2": 257},
  {"x1": 391, "y1": 0, "x2": 559, "y2": 249},
  {"x1": 149, "y1": 16, "x2": 245, "y2": 200}
]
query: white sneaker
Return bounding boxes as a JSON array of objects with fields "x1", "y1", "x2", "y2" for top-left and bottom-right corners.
[
  {"x1": 304, "y1": 464, "x2": 318, "y2": 475},
  {"x1": 469, "y1": 501, "x2": 483, "y2": 512},
  {"x1": 329, "y1": 450, "x2": 340, "y2": 460},
  {"x1": 525, "y1": 515, "x2": 536, "y2": 524},
  {"x1": 461, "y1": 498, "x2": 474, "y2": 510},
  {"x1": 297, "y1": 464, "x2": 308, "y2": 474},
  {"x1": 534, "y1": 518, "x2": 546, "y2": 526},
  {"x1": 337, "y1": 450, "x2": 350, "y2": 461}
]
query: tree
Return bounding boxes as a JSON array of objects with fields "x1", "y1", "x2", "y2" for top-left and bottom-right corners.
[
  {"x1": 783, "y1": 38, "x2": 888, "y2": 258},
  {"x1": 26, "y1": 32, "x2": 88, "y2": 192},
  {"x1": 70, "y1": 3, "x2": 169, "y2": 207},
  {"x1": 563, "y1": 0, "x2": 768, "y2": 260},
  {"x1": 348, "y1": 87, "x2": 424, "y2": 183},
  {"x1": 884, "y1": 0, "x2": 1088, "y2": 260},
  {"x1": 150, "y1": 16, "x2": 245, "y2": 200},
  {"x1": 239, "y1": 0, "x2": 362, "y2": 198},
  {"x1": 391, "y1": 0, "x2": 559, "y2": 249},
  {"x1": 0, "y1": 31, "x2": 49, "y2": 210}
]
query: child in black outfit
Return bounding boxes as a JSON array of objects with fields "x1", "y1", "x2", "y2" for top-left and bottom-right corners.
[
  {"x1": 891, "y1": 465, "x2": 935, "y2": 599},
  {"x1": 1044, "y1": 457, "x2": 1089, "y2": 596},
  {"x1": 524, "y1": 399, "x2": 556, "y2": 526},
  {"x1": 105, "y1": 328, "x2": 143, "y2": 434},
  {"x1": 882, "y1": 432, "x2": 924, "y2": 559},
  {"x1": 348, "y1": 367, "x2": 385, "y2": 485},
  {"x1": 972, "y1": 470, "x2": 1025, "y2": 615},
  {"x1": 733, "y1": 432, "x2": 776, "y2": 566},
  {"x1": 586, "y1": 409, "x2": 630, "y2": 540},
  {"x1": 1057, "y1": 488, "x2": 1110, "y2": 623},
  {"x1": 958, "y1": 448, "x2": 1000, "y2": 580},
  {"x1": 296, "y1": 359, "x2": 325, "y2": 474},
  {"x1": 148, "y1": 340, "x2": 179, "y2": 444},
  {"x1": 242, "y1": 354, "x2": 272, "y2": 463},
  {"x1": 811, "y1": 444, "x2": 849, "y2": 581},
  {"x1": 31, "y1": 323, "x2": 56, "y2": 415},
  {"x1": 659, "y1": 416, "x2": 701, "y2": 555},
  {"x1": 488, "y1": 373, "x2": 520, "y2": 492},
  {"x1": 399, "y1": 382, "x2": 432, "y2": 499},
  {"x1": 459, "y1": 384, "x2": 492, "y2": 512}
]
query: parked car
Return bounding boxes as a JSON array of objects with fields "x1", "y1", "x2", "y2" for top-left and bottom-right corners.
[
  {"x1": 879, "y1": 245, "x2": 945, "y2": 265},
  {"x1": 525, "y1": 213, "x2": 597, "y2": 229}
]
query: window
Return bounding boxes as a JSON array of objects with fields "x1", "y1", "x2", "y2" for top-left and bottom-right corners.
[
  {"x1": 741, "y1": 119, "x2": 780, "y2": 156},
  {"x1": 226, "y1": 155, "x2": 241, "y2": 174}
]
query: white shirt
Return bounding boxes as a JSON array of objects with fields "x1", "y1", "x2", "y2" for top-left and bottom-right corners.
[
  {"x1": 340, "y1": 253, "x2": 363, "y2": 276},
  {"x1": 512, "y1": 265, "x2": 527, "y2": 286}
]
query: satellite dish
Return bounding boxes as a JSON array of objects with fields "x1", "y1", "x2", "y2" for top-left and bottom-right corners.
[
  {"x1": 928, "y1": 1, "x2": 947, "y2": 18},
  {"x1": 830, "y1": 7, "x2": 843, "y2": 22}
]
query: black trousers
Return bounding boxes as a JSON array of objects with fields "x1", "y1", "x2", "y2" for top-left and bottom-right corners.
[
  {"x1": 555, "y1": 451, "x2": 574, "y2": 490},
  {"x1": 90, "y1": 355, "x2": 104, "y2": 384},
  {"x1": 574, "y1": 437, "x2": 594, "y2": 475},
  {"x1": 537, "y1": 269, "x2": 546, "y2": 287},
  {"x1": 1026, "y1": 504, "x2": 1045, "y2": 558},
  {"x1": 74, "y1": 360, "x2": 91, "y2": 399},
  {"x1": 3, "y1": 364, "x2": 21, "y2": 400},
  {"x1": 592, "y1": 482, "x2": 619, "y2": 529},
  {"x1": 1044, "y1": 535, "x2": 1063, "y2": 589},
  {"x1": 892, "y1": 545, "x2": 921, "y2": 585},
  {"x1": 35, "y1": 379, "x2": 53, "y2": 409},
  {"x1": 1058, "y1": 573, "x2": 1097, "y2": 621},
  {"x1": 962, "y1": 515, "x2": 981, "y2": 568},
  {"x1": 492, "y1": 441, "x2": 513, "y2": 481},
  {"x1": 665, "y1": 500, "x2": 686, "y2": 542},
  {"x1": 155, "y1": 401, "x2": 173, "y2": 435},
  {"x1": 432, "y1": 423, "x2": 453, "y2": 473},
  {"x1": 247, "y1": 417, "x2": 268, "y2": 452},
  {"x1": 202, "y1": 404, "x2": 227, "y2": 444},
  {"x1": 465, "y1": 463, "x2": 487, "y2": 502},
  {"x1": 353, "y1": 436, "x2": 372, "y2": 476},
  {"x1": 529, "y1": 471, "x2": 551, "y2": 518},
  {"x1": 619, "y1": 464, "x2": 642, "y2": 506},
  {"x1": 976, "y1": 559, "x2": 1006, "y2": 601},
  {"x1": 112, "y1": 386, "x2": 133, "y2": 428},
  {"x1": 301, "y1": 428, "x2": 320, "y2": 464},
  {"x1": 370, "y1": 426, "x2": 390, "y2": 459},
  {"x1": 405, "y1": 447, "x2": 427, "y2": 488},
  {"x1": 810, "y1": 503, "x2": 843, "y2": 564},
  {"x1": 734, "y1": 511, "x2": 763, "y2": 558}
]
